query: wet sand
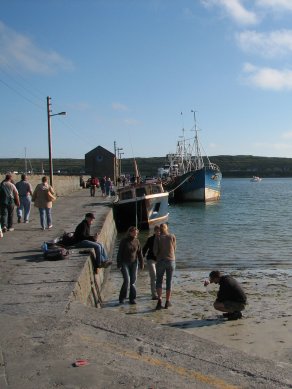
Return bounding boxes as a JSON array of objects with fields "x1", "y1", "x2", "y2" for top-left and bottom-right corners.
[{"x1": 104, "y1": 267, "x2": 292, "y2": 365}]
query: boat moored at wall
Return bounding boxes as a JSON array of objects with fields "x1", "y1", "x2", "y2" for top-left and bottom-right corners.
[
  {"x1": 113, "y1": 159, "x2": 169, "y2": 232},
  {"x1": 159, "y1": 112, "x2": 222, "y2": 202},
  {"x1": 113, "y1": 182, "x2": 169, "y2": 232}
]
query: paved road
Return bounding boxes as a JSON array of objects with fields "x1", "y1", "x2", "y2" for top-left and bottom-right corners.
[{"x1": 0, "y1": 189, "x2": 291, "y2": 388}]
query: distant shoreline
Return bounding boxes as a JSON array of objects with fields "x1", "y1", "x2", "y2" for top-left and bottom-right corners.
[{"x1": 2, "y1": 155, "x2": 292, "y2": 178}]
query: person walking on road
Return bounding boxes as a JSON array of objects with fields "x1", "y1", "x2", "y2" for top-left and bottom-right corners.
[
  {"x1": 153, "y1": 223, "x2": 176, "y2": 310},
  {"x1": 105, "y1": 177, "x2": 112, "y2": 197},
  {"x1": 15, "y1": 174, "x2": 33, "y2": 223},
  {"x1": 0, "y1": 174, "x2": 20, "y2": 232},
  {"x1": 32, "y1": 176, "x2": 55, "y2": 230},
  {"x1": 89, "y1": 176, "x2": 99, "y2": 197},
  {"x1": 117, "y1": 226, "x2": 144, "y2": 305},
  {"x1": 142, "y1": 225, "x2": 160, "y2": 300},
  {"x1": 206, "y1": 270, "x2": 247, "y2": 321}
]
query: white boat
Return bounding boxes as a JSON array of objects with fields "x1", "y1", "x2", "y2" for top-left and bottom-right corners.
[
  {"x1": 250, "y1": 176, "x2": 262, "y2": 182},
  {"x1": 159, "y1": 112, "x2": 222, "y2": 202},
  {"x1": 113, "y1": 160, "x2": 169, "y2": 232}
]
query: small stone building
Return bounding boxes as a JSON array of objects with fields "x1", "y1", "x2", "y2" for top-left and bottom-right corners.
[{"x1": 85, "y1": 146, "x2": 116, "y2": 181}]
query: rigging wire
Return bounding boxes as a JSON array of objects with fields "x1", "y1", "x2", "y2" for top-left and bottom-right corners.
[{"x1": 0, "y1": 65, "x2": 102, "y2": 152}]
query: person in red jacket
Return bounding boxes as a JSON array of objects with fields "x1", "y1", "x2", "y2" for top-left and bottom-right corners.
[{"x1": 89, "y1": 176, "x2": 99, "y2": 197}]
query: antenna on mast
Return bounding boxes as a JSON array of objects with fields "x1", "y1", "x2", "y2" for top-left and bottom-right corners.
[{"x1": 180, "y1": 111, "x2": 185, "y2": 138}]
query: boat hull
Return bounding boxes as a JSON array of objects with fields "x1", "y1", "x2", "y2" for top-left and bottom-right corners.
[
  {"x1": 113, "y1": 192, "x2": 169, "y2": 232},
  {"x1": 165, "y1": 168, "x2": 222, "y2": 202}
]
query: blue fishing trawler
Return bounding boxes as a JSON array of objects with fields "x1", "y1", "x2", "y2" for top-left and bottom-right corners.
[{"x1": 159, "y1": 112, "x2": 222, "y2": 202}]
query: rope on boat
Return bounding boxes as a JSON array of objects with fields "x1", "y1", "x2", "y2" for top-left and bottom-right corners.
[{"x1": 165, "y1": 172, "x2": 194, "y2": 194}]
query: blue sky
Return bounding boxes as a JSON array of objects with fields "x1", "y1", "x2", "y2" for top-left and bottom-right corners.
[{"x1": 1, "y1": 0, "x2": 292, "y2": 160}]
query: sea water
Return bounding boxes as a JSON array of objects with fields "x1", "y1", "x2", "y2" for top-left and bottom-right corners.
[
  {"x1": 111, "y1": 178, "x2": 292, "y2": 331},
  {"x1": 116, "y1": 178, "x2": 292, "y2": 273}
]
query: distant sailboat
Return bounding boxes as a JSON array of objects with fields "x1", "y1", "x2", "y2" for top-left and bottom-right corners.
[{"x1": 250, "y1": 176, "x2": 262, "y2": 182}]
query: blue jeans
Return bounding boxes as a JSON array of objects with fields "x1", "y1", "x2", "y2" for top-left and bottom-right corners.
[
  {"x1": 119, "y1": 262, "x2": 138, "y2": 302},
  {"x1": 38, "y1": 208, "x2": 52, "y2": 229},
  {"x1": 156, "y1": 259, "x2": 176, "y2": 291},
  {"x1": 77, "y1": 240, "x2": 108, "y2": 267},
  {"x1": 0, "y1": 203, "x2": 14, "y2": 229},
  {"x1": 17, "y1": 196, "x2": 31, "y2": 222},
  {"x1": 147, "y1": 259, "x2": 157, "y2": 297}
]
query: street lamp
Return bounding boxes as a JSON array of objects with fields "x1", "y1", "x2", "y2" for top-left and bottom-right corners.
[
  {"x1": 117, "y1": 147, "x2": 123, "y2": 184},
  {"x1": 118, "y1": 151, "x2": 124, "y2": 178},
  {"x1": 47, "y1": 96, "x2": 66, "y2": 186}
]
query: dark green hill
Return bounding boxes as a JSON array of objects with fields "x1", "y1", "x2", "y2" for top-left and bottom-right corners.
[{"x1": 2, "y1": 155, "x2": 292, "y2": 177}]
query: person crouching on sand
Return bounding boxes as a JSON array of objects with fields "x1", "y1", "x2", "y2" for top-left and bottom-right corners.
[{"x1": 206, "y1": 270, "x2": 247, "y2": 321}]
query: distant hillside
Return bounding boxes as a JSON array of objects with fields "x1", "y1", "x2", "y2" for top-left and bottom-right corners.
[{"x1": 2, "y1": 155, "x2": 292, "y2": 178}]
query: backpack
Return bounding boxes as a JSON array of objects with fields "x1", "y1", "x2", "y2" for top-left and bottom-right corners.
[
  {"x1": 0, "y1": 184, "x2": 14, "y2": 206},
  {"x1": 59, "y1": 232, "x2": 75, "y2": 247},
  {"x1": 44, "y1": 247, "x2": 69, "y2": 261}
]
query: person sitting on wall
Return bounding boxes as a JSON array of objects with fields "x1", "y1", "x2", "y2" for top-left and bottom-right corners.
[
  {"x1": 206, "y1": 270, "x2": 247, "y2": 321},
  {"x1": 73, "y1": 212, "x2": 112, "y2": 270}
]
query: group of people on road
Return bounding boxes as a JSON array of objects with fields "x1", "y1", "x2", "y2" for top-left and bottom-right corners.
[
  {"x1": 116, "y1": 223, "x2": 247, "y2": 319},
  {"x1": 0, "y1": 174, "x2": 56, "y2": 235},
  {"x1": 84, "y1": 175, "x2": 113, "y2": 198}
]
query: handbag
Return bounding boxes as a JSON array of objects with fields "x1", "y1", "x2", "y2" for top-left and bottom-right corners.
[{"x1": 47, "y1": 190, "x2": 56, "y2": 202}]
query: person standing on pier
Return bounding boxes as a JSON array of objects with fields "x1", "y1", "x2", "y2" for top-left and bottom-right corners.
[
  {"x1": 153, "y1": 223, "x2": 176, "y2": 310},
  {"x1": 117, "y1": 226, "x2": 144, "y2": 305},
  {"x1": 32, "y1": 176, "x2": 55, "y2": 230},
  {"x1": 15, "y1": 174, "x2": 33, "y2": 223},
  {"x1": 0, "y1": 174, "x2": 20, "y2": 232},
  {"x1": 142, "y1": 225, "x2": 160, "y2": 300}
]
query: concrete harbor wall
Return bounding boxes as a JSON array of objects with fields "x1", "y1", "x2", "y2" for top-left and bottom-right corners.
[
  {"x1": 70, "y1": 207, "x2": 117, "y2": 308},
  {"x1": 1, "y1": 186, "x2": 291, "y2": 388},
  {"x1": 1, "y1": 174, "x2": 85, "y2": 196}
]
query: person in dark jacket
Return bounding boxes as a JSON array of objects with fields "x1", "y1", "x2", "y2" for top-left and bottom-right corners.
[
  {"x1": 74, "y1": 212, "x2": 112, "y2": 269},
  {"x1": 208, "y1": 270, "x2": 247, "y2": 320},
  {"x1": 0, "y1": 174, "x2": 20, "y2": 232},
  {"x1": 117, "y1": 226, "x2": 144, "y2": 305},
  {"x1": 142, "y1": 225, "x2": 160, "y2": 300}
]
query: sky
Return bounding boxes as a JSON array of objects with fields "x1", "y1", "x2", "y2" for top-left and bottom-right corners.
[{"x1": 2, "y1": 0, "x2": 292, "y2": 160}]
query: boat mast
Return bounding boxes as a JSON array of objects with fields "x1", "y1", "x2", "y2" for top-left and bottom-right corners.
[{"x1": 191, "y1": 110, "x2": 204, "y2": 169}]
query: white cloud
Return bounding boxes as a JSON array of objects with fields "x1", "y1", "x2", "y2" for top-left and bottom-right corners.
[
  {"x1": 112, "y1": 102, "x2": 129, "y2": 111},
  {"x1": 236, "y1": 29, "x2": 292, "y2": 58},
  {"x1": 124, "y1": 118, "x2": 140, "y2": 126},
  {"x1": 201, "y1": 0, "x2": 258, "y2": 25},
  {"x1": 0, "y1": 21, "x2": 74, "y2": 74},
  {"x1": 242, "y1": 62, "x2": 292, "y2": 90},
  {"x1": 256, "y1": 0, "x2": 292, "y2": 11},
  {"x1": 281, "y1": 131, "x2": 292, "y2": 139}
]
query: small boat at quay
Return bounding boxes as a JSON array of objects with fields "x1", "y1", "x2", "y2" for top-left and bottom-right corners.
[
  {"x1": 113, "y1": 160, "x2": 169, "y2": 232},
  {"x1": 250, "y1": 176, "x2": 262, "y2": 182},
  {"x1": 158, "y1": 112, "x2": 222, "y2": 202}
]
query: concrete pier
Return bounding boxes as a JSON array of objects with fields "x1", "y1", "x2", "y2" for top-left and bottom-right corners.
[{"x1": 0, "y1": 188, "x2": 291, "y2": 388}]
